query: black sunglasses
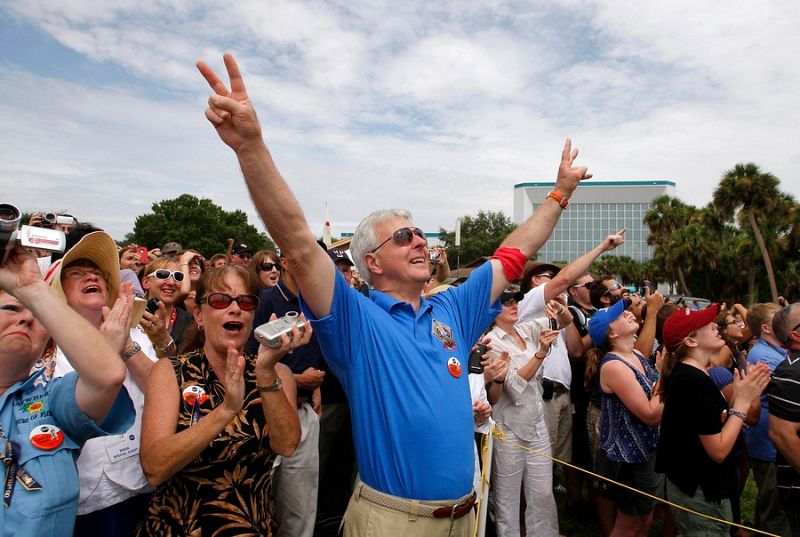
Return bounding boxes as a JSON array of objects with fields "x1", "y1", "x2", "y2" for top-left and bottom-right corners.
[
  {"x1": 370, "y1": 227, "x2": 426, "y2": 253},
  {"x1": 258, "y1": 262, "x2": 281, "y2": 272},
  {"x1": 199, "y1": 293, "x2": 260, "y2": 311},
  {"x1": 792, "y1": 321, "x2": 800, "y2": 333}
]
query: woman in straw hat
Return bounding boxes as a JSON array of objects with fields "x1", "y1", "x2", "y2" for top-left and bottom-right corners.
[
  {"x1": 0, "y1": 243, "x2": 133, "y2": 536},
  {"x1": 46, "y1": 230, "x2": 157, "y2": 536}
]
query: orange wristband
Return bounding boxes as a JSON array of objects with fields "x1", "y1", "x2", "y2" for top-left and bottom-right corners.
[{"x1": 546, "y1": 190, "x2": 569, "y2": 209}]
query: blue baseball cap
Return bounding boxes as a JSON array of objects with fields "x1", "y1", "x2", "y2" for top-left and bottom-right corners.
[{"x1": 588, "y1": 298, "x2": 627, "y2": 347}]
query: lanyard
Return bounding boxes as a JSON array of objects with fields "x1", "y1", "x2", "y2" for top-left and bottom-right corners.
[{"x1": 1, "y1": 421, "x2": 43, "y2": 507}]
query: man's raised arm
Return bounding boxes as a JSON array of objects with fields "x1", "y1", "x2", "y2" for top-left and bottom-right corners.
[
  {"x1": 489, "y1": 139, "x2": 592, "y2": 300},
  {"x1": 197, "y1": 53, "x2": 334, "y2": 316}
]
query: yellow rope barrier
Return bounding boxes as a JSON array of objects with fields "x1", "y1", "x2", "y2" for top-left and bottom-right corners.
[
  {"x1": 485, "y1": 424, "x2": 778, "y2": 537},
  {"x1": 473, "y1": 430, "x2": 492, "y2": 537}
]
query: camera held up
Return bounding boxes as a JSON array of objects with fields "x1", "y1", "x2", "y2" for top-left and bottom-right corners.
[
  {"x1": 254, "y1": 311, "x2": 306, "y2": 349},
  {"x1": 0, "y1": 204, "x2": 66, "y2": 266}
]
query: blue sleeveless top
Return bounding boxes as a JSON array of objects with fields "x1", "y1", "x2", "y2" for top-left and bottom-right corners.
[{"x1": 600, "y1": 352, "x2": 660, "y2": 463}]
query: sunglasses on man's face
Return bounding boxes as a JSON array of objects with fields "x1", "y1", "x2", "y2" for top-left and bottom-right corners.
[
  {"x1": 370, "y1": 227, "x2": 426, "y2": 253},
  {"x1": 146, "y1": 269, "x2": 185, "y2": 282},
  {"x1": 603, "y1": 282, "x2": 622, "y2": 296},
  {"x1": 571, "y1": 282, "x2": 592, "y2": 289},
  {"x1": 258, "y1": 262, "x2": 281, "y2": 272},
  {"x1": 199, "y1": 292, "x2": 260, "y2": 311}
]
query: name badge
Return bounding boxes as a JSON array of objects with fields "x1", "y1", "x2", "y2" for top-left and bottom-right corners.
[{"x1": 105, "y1": 434, "x2": 139, "y2": 463}]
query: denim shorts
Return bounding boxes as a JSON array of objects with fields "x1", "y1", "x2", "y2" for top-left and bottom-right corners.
[{"x1": 596, "y1": 450, "x2": 664, "y2": 515}]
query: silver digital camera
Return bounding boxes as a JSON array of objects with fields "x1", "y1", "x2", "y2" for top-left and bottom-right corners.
[
  {"x1": 0, "y1": 204, "x2": 66, "y2": 266},
  {"x1": 254, "y1": 311, "x2": 306, "y2": 349}
]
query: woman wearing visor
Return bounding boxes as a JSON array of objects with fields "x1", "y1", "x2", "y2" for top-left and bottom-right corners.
[
  {"x1": 137, "y1": 264, "x2": 302, "y2": 536},
  {"x1": 587, "y1": 298, "x2": 665, "y2": 537},
  {"x1": 486, "y1": 289, "x2": 565, "y2": 536}
]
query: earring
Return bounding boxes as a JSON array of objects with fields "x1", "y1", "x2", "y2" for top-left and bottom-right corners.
[{"x1": 198, "y1": 324, "x2": 204, "y2": 332}]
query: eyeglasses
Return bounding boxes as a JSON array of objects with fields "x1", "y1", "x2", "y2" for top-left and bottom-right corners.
[
  {"x1": 146, "y1": 269, "x2": 185, "y2": 282},
  {"x1": 258, "y1": 262, "x2": 281, "y2": 272},
  {"x1": 370, "y1": 227, "x2": 426, "y2": 253},
  {"x1": 570, "y1": 282, "x2": 592, "y2": 289},
  {"x1": 63, "y1": 266, "x2": 108, "y2": 281},
  {"x1": 502, "y1": 299, "x2": 518, "y2": 307},
  {"x1": 199, "y1": 292, "x2": 259, "y2": 311},
  {"x1": 603, "y1": 282, "x2": 622, "y2": 296},
  {"x1": 235, "y1": 253, "x2": 252, "y2": 260},
  {"x1": 791, "y1": 322, "x2": 800, "y2": 333}
]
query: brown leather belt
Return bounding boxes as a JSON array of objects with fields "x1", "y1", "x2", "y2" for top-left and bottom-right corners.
[{"x1": 356, "y1": 481, "x2": 476, "y2": 519}]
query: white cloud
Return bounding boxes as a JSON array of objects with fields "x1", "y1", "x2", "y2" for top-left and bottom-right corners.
[{"x1": 0, "y1": 0, "x2": 798, "y2": 247}]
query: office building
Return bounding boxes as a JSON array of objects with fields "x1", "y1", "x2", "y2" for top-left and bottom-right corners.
[{"x1": 513, "y1": 180, "x2": 677, "y2": 262}]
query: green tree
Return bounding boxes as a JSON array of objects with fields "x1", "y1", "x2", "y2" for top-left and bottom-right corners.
[
  {"x1": 713, "y1": 163, "x2": 781, "y2": 302},
  {"x1": 126, "y1": 194, "x2": 275, "y2": 258},
  {"x1": 438, "y1": 211, "x2": 516, "y2": 266},
  {"x1": 643, "y1": 195, "x2": 695, "y2": 295}
]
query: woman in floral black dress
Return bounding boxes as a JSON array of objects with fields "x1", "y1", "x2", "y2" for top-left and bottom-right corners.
[{"x1": 137, "y1": 265, "x2": 303, "y2": 536}]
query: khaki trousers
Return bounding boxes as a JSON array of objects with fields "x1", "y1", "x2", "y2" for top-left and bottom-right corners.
[{"x1": 342, "y1": 481, "x2": 475, "y2": 537}]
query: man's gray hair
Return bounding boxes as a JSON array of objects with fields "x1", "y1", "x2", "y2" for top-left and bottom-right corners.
[
  {"x1": 772, "y1": 303, "x2": 800, "y2": 346},
  {"x1": 350, "y1": 208, "x2": 413, "y2": 285}
]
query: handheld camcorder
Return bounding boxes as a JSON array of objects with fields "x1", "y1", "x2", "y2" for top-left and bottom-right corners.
[
  {"x1": 0, "y1": 204, "x2": 66, "y2": 266},
  {"x1": 254, "y1": 311, "x2": 306, "y2": 349},
  {"x1": 38, "y1": 212, "x2": 75, "y2": 229}
]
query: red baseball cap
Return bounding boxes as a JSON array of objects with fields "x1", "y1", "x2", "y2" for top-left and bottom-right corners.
[{"x1": 662, "y1": 303, "x2": 721, "y2": 351}]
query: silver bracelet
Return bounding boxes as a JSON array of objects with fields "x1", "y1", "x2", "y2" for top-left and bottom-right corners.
[{"x1": 121, "y1": 341, "x2": 141, "y2": 363}]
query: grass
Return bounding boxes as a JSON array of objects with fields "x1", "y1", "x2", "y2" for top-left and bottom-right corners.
[{"x1": 552, "y1": 471, "x2": 759, "y2": 536}]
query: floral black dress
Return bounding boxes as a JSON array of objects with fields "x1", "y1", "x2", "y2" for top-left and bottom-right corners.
[{"x1": 137, "y1": 351, "x2": 278, "y2": 536}]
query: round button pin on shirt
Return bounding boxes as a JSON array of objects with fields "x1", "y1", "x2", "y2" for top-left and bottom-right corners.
[
  {"x1": 182, "y1": 385, "x2": 208, "y2": 406},
  {"x1": 29, "y1": 424, "x2": 64, "y2": 451},
  {"x1": 447, "y1": 357, "x2": 463, "y2": 378}
]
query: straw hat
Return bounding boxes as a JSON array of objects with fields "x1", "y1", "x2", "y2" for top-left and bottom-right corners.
[{"x1": 44, "y1": 231, "x2": 121, "y2": 308}]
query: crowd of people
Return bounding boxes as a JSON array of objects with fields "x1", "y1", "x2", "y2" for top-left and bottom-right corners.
[{"x1": 2, "y1": 52, "x2": 799, "y2": 537}]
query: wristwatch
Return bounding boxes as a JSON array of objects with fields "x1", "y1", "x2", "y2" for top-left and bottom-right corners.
[
  {"x1": 257, "y1": 377, "x2": 283, "y2": 393},
  {"x1": 546, "y1": 190, "x2": 569, "y2": 209}
]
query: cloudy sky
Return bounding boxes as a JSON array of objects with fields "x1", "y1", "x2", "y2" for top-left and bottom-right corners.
[{"x1": 2, "y1": 1, "x2": 798, "y2": 242}]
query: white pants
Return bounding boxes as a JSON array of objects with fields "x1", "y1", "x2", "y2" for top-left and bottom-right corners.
[
  {"x1": 275, "y1": 403, "x2": 320, "y2": 537},
  {"x1": 492, "y1": 421, "x2": 559, "y2": 537}
]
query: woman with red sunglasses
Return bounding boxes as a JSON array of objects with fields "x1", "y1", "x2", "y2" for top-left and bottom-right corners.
[{"x1": 137, "y1": 264, "x2": 303, "y2": 536}]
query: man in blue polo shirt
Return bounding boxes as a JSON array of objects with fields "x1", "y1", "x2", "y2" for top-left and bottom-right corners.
[{"x1": 197, "y1": 52, "x2": 592, "y2": 535}]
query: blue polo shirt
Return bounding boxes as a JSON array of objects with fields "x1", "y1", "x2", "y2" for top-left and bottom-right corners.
[
  {"x1": 746, "y1": 338, "x2": 788, "y2": 462},
  {"x1": 301, "y1": 262, "x2": 500, "y2": 500},
  {"x1": 0, "y1": 370, "x2": 134, "y2": 536}
]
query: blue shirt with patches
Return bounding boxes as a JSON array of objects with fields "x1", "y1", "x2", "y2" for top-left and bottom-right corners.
[
  {"x1": 0, "y1": 370, "x2": 134, "y2": 536},
  {"x1": 301, "y1": 262, "x2": 500, "y2": 500}
]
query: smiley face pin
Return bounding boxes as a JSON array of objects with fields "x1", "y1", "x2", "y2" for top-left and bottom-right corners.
[
  {"x1": 29, "y1": 424, "x2": 64, "y2": 451},
  {"x1": 447, "y1": 357, "x2": 463, "y2": 378},
  {"x1": 182, "y1": 385, "x2": 208, "y2": 406}
]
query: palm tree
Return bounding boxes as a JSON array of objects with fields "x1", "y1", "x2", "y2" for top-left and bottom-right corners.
[
  {"x1": 643, "y1": 195, "x2": 695, "y2": 295},
  {"x1": 713, "y1": 163, "x2": 781, "y2": 303}
]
